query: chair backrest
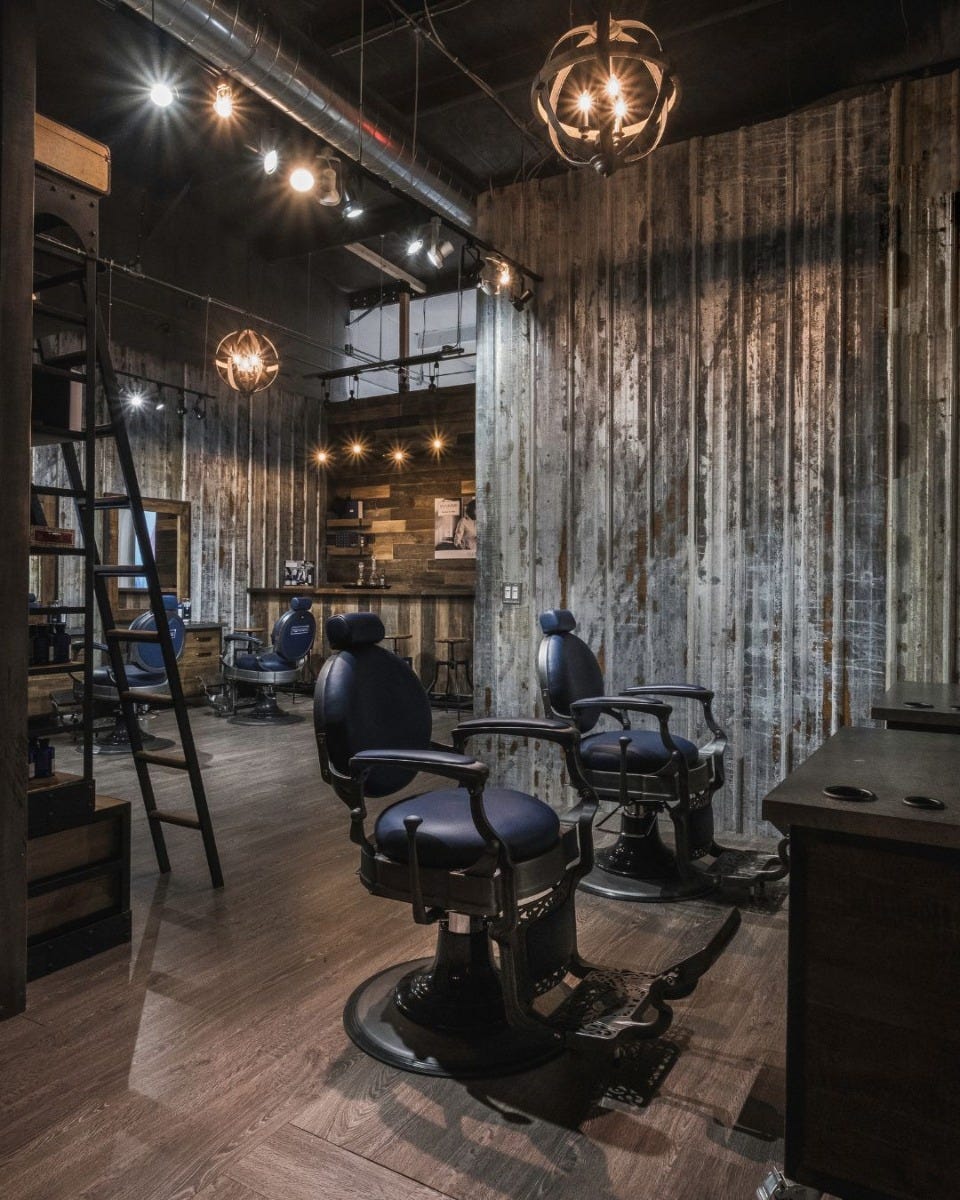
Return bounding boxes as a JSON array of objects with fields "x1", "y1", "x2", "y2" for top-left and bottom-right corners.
[
  {"x1": 537, "y1": 608, "x2": 605, "y2": 732},
  {"x1": 130, "y1": 594, "x2": 186, "y2": 671},
  {"x1": 314, "y1": 611, "x2": 432, "y2": 798},
  {"x1": 271, "y1": 596, "x2": 317, "y2": 665}
]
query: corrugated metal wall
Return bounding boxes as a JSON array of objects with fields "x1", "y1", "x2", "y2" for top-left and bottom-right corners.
[
  {"x1": 34, "y1": 343, "x2": 326, "y2": 632},
  {"x1": 476, "y1": 73, "x2": 960, "y2": 833}
]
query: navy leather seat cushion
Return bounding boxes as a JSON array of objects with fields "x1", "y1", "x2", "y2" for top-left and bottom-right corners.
[
  {"x1": 375, "y1": 787, "x2": 560, "y2": 869},
  {"x1": 235, "y1": 651, "x2": 294, "y2": 672},
  {"x1": 92, "y1": 665, "x2": 167, "y2": 688},
  {"x1": 580, "y1": 728, "x2": 700, "y2": 773}
]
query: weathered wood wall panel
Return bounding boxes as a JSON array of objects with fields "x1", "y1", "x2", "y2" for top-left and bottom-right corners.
[
  {"x1": 477, "y1": 74, "x2": 959, "y2": 835},
  {"x1": 33, "y1": 343, "x2": 326, "y2": 633},
  {"x1": 323, "y1": 386, "x2": 475, "y2": 591}
]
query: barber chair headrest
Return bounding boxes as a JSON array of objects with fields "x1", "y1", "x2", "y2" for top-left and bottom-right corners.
[
  {"x1": 162, "y1": 594, "x2": 179, "y2": 612},
  {"x1": 289, "y1": 596, "x2": 313, "y2": 612},
  {"x1": 539, "y1": 609, "x2": 577, "y2": 635},
  {"x1": 326, "y1": 612, "x2": 385, "y2": 651}
]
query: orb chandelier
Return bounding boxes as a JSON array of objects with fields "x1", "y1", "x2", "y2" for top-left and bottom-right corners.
[
  {"x1": 214, "y1": 329, "x2": 280, "y2": 395},
  {"x1": 531, "y1": 3, "x2": 680, "y2": 176}
]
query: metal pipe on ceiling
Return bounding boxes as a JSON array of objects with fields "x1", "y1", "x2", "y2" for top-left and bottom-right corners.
[{"x1": 118, "y1": 0, "x2": 477, "y2": 233}]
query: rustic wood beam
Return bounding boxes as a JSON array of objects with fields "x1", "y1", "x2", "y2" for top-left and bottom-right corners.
[
  {"x1": 344, "y1": 243, "x2": 427, "y2": 294},
  {"x1": 0, "y1": 0, "x2": 36, "y2": 1020}
]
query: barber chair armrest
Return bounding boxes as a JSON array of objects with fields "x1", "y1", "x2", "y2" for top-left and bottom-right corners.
[
  {"x1": 452, "y1": 716, "x2": 578, "y2": 752},
  {"x1": 622, "y1": 684, "x2": 726, "y2": 744},
  {"x1": 224, "y1": 633, "x2": 263, "y2": 647},
  {"x1": 452, "y1": 717, "x2": 599, "y2": 841},
  {"x1": 349, "y1": 747, "x2": 488, "y2": 789}
]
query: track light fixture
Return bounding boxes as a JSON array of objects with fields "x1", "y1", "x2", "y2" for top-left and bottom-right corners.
[
  {"x1": 478, "y1": 254, "x2": 512, "y2": 297},
  {"x1": 316, "y1": 152, "x2": 342, "y2": 206},
  {"x1": 511, "y1": 285, "x2": 535, "y2": 312},
  {"x1": 425, "y1": 216, "x2": 454, "y2": 269},
  {"x1": 406, "y1": 229, "x2": 424, "y2": 256},
  {"x1": 213, "y1": 79, "x2": 234, "y2": 119},
  {"x1": 176, "y1": 392, "x2": 188, "y2": 417}
]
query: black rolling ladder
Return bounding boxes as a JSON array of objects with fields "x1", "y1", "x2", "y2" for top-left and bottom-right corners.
[{"x1": 33, "y1": 236, "x2": 223, "y2": 888}]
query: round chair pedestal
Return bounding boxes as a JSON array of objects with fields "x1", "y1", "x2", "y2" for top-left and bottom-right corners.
[
  {"x1": 343, "y1": 925, "x2": 562, "y2": 1078},
  {"x1": 80, "y1": 714, "x2": 173, "y2": 756},
  {"x1": 580, "y1": 807, "x2": 716, "y2": 903},
  {"x1": 228, "y1": 687, "x2": 304, "y2": 727}
]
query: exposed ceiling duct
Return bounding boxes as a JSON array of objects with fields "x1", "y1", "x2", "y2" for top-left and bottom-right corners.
[{"x1": 119, "y1": 0, "x2": 477, "y2": 232}]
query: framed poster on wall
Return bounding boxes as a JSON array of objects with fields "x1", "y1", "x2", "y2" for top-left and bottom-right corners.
[
  {"x1": 283, "y1": 560, "x2": 316, "y2": 587},
  {"x1": 434, "y1": 496, "x2": 476, "y2": 560}
]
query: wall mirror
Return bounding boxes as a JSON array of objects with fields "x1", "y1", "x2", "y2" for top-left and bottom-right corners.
[{"x1": 107, "y1": 497, "x2": 191, "y2": 620}]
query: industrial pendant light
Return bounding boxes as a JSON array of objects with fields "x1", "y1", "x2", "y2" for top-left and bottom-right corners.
[
  {"x1": 531, "y1": 2, "x2": 679, "y2": 175},
  {"x1": 215, "y1": 329, "x2": 280, "y2": 395}
]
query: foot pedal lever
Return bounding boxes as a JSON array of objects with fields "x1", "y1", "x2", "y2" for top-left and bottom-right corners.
[
  {"x1": 756, "y1": 1169, "x2": 822, "y2": 1200},
  {"x1": 658, "y1": 907, "x2": 742, "y2": 1000}
]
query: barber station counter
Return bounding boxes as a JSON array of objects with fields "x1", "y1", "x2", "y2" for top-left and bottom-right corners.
[{"x1": 247, "y1": 587, "x2": 474, "y2": 682}]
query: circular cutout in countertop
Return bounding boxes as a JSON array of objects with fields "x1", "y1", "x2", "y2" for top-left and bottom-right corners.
[{"x1": 822, "y1": 785, "x2": 877, "y2": 803}]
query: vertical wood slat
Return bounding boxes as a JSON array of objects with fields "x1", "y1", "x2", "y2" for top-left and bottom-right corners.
[
  {"x1": 477, "y1": 73, "x2": 960, "y2": 836},
  {"x1": 0, "y1": 0, "x2": 36, "y2": 1021}
]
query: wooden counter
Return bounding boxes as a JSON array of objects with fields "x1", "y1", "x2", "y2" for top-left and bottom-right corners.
[
  {"x1": 763, "y1": 727, "x2": 960, "y2": 1200},
  {"x1": 247, "y1": 587, "x2": 474, "y2": 684}
]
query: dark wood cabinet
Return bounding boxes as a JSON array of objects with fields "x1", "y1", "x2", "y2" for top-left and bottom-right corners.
[{"x1": 764, "y1": 728, "x2": 960, "y2": 1200}]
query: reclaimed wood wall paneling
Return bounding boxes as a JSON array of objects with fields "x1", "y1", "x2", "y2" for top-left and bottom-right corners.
[{"x1": 477, "y1": 76, "x2": 957, "y2": 835}]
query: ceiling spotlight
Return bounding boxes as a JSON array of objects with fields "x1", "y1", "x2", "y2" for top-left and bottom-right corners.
[
  {"x1": 289, "y1": 165, "x2": 316, "y2": 193},
  {"x1": 154, "y1": 396, "x2": 165, "y2": 412},
  {"x1": 149, "y1": 81, "x2": 175, "y2": 108},
  {"x1": 511, "y1": 286, "x2": 535, "y2": 312},
  {"x1": 176, "y1": 393, "x2": 188, "y2": 417},
  {"x1": 343, "y1": 197, "x2": 364, "y2": 220},
  {"x1": 128, "y1": 389, "x2": 145, "y2": 408},
  {"x1": 406, "y1": 231, "x2": 424, "y2": 256},
  {"x1": 316, "y1": 153, "x2": 342, "y2": 206},
  {"x1": 213, "y1": 80, "x2": 234, "y2": 119},
  {"x1": 425, "y1": 216, "x2": 454, "y2": 269},
  {"x1": 532, "y1": 7, "x2": 680, "y2": 174},
  {"x1": 194, "y1": 398, "x2": 205, "y2": 420},
  {"x1": 263, "y1": 147, "x2": 280, "y2": 175},
  {"x1": 479, "y1": 254, "x2": 512, "y2": 297}
]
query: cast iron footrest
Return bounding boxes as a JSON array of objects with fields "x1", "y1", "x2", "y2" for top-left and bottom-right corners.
[{"x1": 550, "y1": 967, "x2": 662, "y2": 1040}]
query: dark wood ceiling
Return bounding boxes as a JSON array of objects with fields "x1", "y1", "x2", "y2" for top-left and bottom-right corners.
[{"x1": 35, "y1": 0, "x2": 960, "y2": 297}]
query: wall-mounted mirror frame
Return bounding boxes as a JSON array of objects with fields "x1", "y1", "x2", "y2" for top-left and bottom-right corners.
[{"x1": 105, "y1": 497, "x2": 191, "y2": 621}]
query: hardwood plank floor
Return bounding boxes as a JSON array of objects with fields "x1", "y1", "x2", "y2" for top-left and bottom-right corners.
[{"x1": 1, "y1": 705, "x2": 792, "y2": 1199}]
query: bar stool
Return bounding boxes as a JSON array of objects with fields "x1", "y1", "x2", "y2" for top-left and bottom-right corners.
[
  {"x1": 428, "y1": 636, "x2": 473, "y2": 709},
  {"x1": 384, "y1": 632, "x2": 413, "y2": 668}
]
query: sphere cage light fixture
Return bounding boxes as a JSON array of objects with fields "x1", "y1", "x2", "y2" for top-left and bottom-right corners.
[
  {"x1": 215, "y1": 329, "x2": 281, "y2": 395},
  {"x1": 531, "y1": 3, "x2": 680, "y2": 175},
  {"x1": 478, "y1": 254, "x2": 513, "y2": 297}
]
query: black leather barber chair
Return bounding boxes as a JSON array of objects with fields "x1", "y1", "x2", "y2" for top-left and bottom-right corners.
[
  {"x1": 81, "y1": 594, "x2": 184, "y2": 754},
  {"x1": 314, "y1": 611, "x2": 740, "y2": 1082},
  {"x1": 537, "y1": 609, "x2": 788, "y2": 902},
  {"x1": 214, "y1": 596, "x2": 316, "y2": 725}
]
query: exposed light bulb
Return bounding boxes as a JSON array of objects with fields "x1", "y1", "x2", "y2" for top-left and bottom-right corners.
[
  {"x1": 407, "y1": 234, "x2": 424, "y2": 256},
  {"x1": 614, "y1": 98, "x2": 628, "y2": 120},
  {"x1": 389, "y1": 447, "x2": 408, "y2": 465},
  {"x1": 128, "y1": 390, "x2": 145, "y2": 408},
  {"x1": 498, "y1": 262, "x2": 512, "y2": 288},
  {"x1": 428, "y1": 432, "x2": 447, "y2": 456},
  {"x1": 213, "y1": 81, "x2": 234, "y2": 119},
  {"x1": 289, "y1": 166, "x2": 315, "y2": 193},
  {"x1": 315, "y1": 448, "x2": 331, "y2": 466},
  {"x1": 149, "y1": 82, "x2": 174, "y2": 108},
  {"x1": 349, "y1": 440, "x2": 365, "y2": 457},
  {"x1": 263, "y1": 148, "x2": 279, "y2": 175},
  {"x1": 605, "y1": 74, "x2": 620, "y2": 98},
  {"x1": 577, "y1": 91, "x2": 593, "y2": 113}
]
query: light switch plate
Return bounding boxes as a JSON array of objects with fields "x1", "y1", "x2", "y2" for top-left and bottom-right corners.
[{"x1": 502, "y1": 582, "x2": 522, "y2": 604}]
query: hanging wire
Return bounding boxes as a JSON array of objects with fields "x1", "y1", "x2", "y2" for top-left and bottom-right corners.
[
  {"x1": 412, "y1": 29, "x2": 420, "y2": 159},
  {"x1": 378, "y1": 233, "x2": 385, "y2": 361},
  {"x1": 202, "y1": 298, "x2": 211, "y2": 392},
  {"x1": 358, "y1": 0, "x2": 366, "y2": 166}
]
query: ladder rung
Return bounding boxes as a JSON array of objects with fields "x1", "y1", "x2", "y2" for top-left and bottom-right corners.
[
  {"x1": 149, "y1": 810, "x2": 201, "y2": 830},
  {"x1": 106, "y1": 628, "x2": 160, "y2": 642},
  {"x1": 95, "y1": 564, "x2": 148, "y2": 576},
  {"x1": 33, "y1": 267, "x2": 86, "y2": 292},
  {"x1": 119, "y1": 690, "x2": 171, "y2": 705},
  {"x1": 33, "y1": 362, "x2": 87, "y2": 382},
  {"x1": 31, "y1": 485, "x2": 82, "y2": 498},
  {"x1": 31, "y1": 422, "x2": 114, "y2": 441},
  {"x1": 79, "y1": 496, "x2": 131, "y2": 510},
  {"x1": 135, "y1": 752, "x2": 189, "y2": 771},
  {"x1": 33, "y1": 301, "x2": 88, "y2": 326},
  {"x1": 43, "y1": 350, "x2": 88, "y2": 368},
  {"x1": 29, "y1": 544, "x2": 85, "y2": 556}
]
